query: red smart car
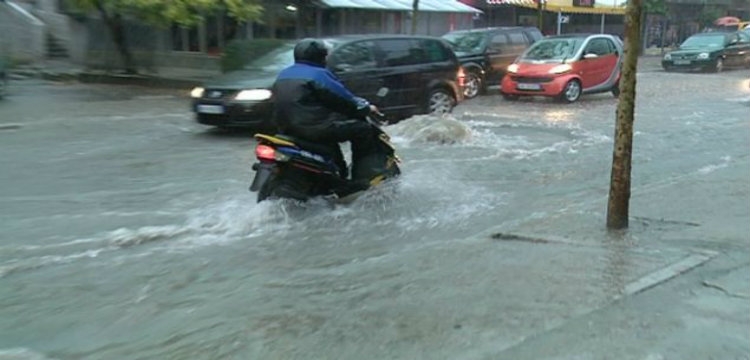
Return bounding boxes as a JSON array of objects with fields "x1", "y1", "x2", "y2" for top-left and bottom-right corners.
[{"x1": 500, "y1": 34, "x2": 623, "y2": 103}]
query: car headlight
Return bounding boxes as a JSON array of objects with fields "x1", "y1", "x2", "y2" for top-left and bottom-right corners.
[
  {"x1": 235, "y1": 89, "x2": 272, "y2": 101},
  {"x1": 663, "y1": 53, "x2": 672, "y2": 61},
  {"x1": 507, "y1": 64, "x2": 519, "y2": 74},
  {"x1": 190, "y1": 87, "x2": 205, "y2": 98},
  {"x1": 549, "y1": 64, "x2": 572, "y2": 74},
  {"x1": 697, "y1": 52, "x2": 709, "y2": 60}
]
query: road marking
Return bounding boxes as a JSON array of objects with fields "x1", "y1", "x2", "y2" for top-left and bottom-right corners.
[{"x1": 622, "y1": 251, "x2": 718, "y2": 297}]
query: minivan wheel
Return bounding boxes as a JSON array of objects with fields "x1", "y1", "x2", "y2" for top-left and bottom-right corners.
[
  {"x1": 712, "y1": 58, "x2": 724, "y2": 73},
  {"x1": 427, "y1": 88, "x2": 455, "y2": 115},
  {"x1": 559, "y1": 79, "x2": 582, "y2": 103},
  {"x1": 463, "y1": 71, "x2": 483, "y2": 99}
]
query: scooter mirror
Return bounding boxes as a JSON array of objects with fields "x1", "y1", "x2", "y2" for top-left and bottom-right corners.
[{"x1": 376, "y1": 87, "x2": 389, "y2": 98}]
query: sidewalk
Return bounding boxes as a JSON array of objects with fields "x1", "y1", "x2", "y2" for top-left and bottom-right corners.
[
  {"x1": 10, "y1": 59, "x2": 217, "y2": 89},
  {"x1": 9, "y1": 56, "x2": 667, "y2": 90}
]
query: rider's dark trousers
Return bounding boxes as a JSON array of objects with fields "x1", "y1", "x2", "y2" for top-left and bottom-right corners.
[{"x1": 288, "y1": 120, "x2": 378, "y2": 179}]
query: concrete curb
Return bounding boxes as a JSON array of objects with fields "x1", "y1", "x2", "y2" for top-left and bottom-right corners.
[
  {"x1": 76, "y1": 72, "x2": 202, "y2": 90},
  {"x1": 10, "y1": 68, "x2": 204, "y2": 90}
]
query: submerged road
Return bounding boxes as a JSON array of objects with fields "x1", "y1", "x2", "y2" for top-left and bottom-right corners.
[{"x1": 1, "y1": 69, "x2": 748, "y2": 359}]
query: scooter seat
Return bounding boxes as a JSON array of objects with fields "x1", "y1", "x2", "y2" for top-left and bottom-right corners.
[{"x1": 274, "y1": 134, "x2": 339, "y2": 159}]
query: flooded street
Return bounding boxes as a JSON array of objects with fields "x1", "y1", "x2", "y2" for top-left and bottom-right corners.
[{"x1": 1, "y1": 70, "x2": 749, "y2": 359}]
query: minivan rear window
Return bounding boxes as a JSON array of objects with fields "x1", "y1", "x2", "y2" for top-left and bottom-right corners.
[
  {"x1": 442, "y1": 32, "x2": 487, "y2": 53},
  {"x1": 379, "y1": 39, "x2": 439, "y2": 66}
]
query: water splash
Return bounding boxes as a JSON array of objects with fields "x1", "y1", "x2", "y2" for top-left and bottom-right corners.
[
  {"x1": 387, "y1": 114, "x2": 472, "y2": 146},
  {"x1": 0, "y1": 348, "x2": 56, "y2": 360}
]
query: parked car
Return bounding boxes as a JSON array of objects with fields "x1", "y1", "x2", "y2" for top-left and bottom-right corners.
[
  {"x1": 442, "y1": 26, "x2": 543, "y2": 98},
  {"x1": 190, "y1": 35, "x2": 464, "y2": 129},
  {"x1": 500, "y1": 34, "x2": 623, "y2": 103},
  {"x1": 662, "y1": 31, "x2": 750, "y2": 72}
]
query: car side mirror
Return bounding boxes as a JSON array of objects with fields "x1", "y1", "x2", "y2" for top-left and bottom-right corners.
[{"x1": 583, "y1": 53, "x2": 598, "y2": 59}]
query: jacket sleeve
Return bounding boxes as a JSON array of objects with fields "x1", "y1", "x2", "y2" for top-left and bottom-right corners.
[{"x1": 309, "y1": 69, "x2": 371, "y2": 119}]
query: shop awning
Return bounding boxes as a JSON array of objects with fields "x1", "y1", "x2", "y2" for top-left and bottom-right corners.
[
  {"x1": 486, "y1": 0, "x2": 537, "y2": 6},
  {"x1": 535, "y1": 0, "x2": 626, "y2": 15},
  {"x1": 318, "y1": 0, "x2": 483, "y2": 13},
  {"x1": 503, "y1": 0, "x2": 625, "y2": 14}
]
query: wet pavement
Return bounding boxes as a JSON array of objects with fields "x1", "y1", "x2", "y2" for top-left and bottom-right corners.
[{"x1": 0, "y1": 67, "x2": 749, "y2": 359}]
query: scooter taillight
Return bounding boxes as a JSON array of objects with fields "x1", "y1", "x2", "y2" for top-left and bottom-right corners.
[
  {"x1": 457, "y1": 67, "x2": 466, "y2": 87},
  {"x1": 256, "y1": 144, "x2": 276, "y2": 161}
]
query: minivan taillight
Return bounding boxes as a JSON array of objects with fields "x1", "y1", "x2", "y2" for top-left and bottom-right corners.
[{"x1": 457, "y1": 67, "x2": 466, "y2": 87}]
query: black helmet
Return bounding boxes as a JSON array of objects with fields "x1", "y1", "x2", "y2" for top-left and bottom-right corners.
[{"x1": 294, "y1": 38, "x2": 328, "y2": 66}]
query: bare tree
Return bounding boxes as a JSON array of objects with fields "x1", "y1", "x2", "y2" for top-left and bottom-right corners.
[{"x1": 607, "y1": 0, "x2": 642, "y2": 229}]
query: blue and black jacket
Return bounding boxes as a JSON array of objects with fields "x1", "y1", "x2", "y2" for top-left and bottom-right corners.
[{"x1": 272, "y1": 61, "x2": 370, "y2": 136}]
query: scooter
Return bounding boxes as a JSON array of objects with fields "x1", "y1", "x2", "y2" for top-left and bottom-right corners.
[{"x1": 249, "y1": 92, "x2": 401, "y2": 203}]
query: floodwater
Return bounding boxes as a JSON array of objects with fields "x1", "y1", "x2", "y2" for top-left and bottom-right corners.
[{"x1": 1, "y1": 71, "x2": 749, "y2": 359}]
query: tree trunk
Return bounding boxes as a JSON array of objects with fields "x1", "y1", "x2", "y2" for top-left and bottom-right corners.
[
  {"x1": 93, "y1": 0, "x2": 137, "y2": 74},
  {"x1": 411, "y1": 0, "x2": 419, "y2": 35},
  {"x1": 537, "y1": 0, "x2": 544, "y2": 33},
  {"x1": 607, "y1": 0, "x2": 642, "y2": 230}
]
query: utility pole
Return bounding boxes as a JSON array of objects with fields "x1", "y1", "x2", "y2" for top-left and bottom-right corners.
[
  {"x1": 411, "y1": 0, "x2": 420, "y2": 34},
  {"x1": 607, "y1": 0, "x2": 642, "y2": 230}
]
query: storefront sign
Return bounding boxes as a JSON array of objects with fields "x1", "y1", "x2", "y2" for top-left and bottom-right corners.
[{"x1": 573, "y1": 0, "x2": 595, "y2": 7}]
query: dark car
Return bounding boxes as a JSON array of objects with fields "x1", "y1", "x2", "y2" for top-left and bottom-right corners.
[
  {"x1": 442, "y1": 26, "x2": 543, "y2": 98},
  {"x1": 191, "y1": 35, "x2": 464, "y2": 129},
  {"x1": 662, "y1": 31, "x2": 750, "y2": 72}
]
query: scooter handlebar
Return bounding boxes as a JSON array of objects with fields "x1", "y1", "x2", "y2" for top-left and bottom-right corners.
[{"x1": 368, "y1": 111, "x2": 388, "y2": 126}]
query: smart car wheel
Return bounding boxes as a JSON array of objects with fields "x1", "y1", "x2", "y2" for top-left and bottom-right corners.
[
  {"x1": 559, "y1": 79, "x2": 582, "y2": 103},
  {"x1": 463, "y1": 71, "x2": 483, "y2": 99},
  {"x1": 611, "y1": 82, "x2": 620, "y2": 98},
  {"x1": 427, "y1": 88, "x2": 455, "y2": 115},
  {"x1": 0, "y1": 75, "x2": 7, "y2": 99},
  {"x1": 502, "y1": 93, "x2": 519, "y2": 101}
]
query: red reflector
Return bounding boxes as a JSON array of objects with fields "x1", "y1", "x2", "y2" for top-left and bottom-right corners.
[{"x1": 255, "y1": 145, "x2": 276, "y2": 160}]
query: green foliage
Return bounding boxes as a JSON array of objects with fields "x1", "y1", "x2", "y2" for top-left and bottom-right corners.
[
  {"x1": 643, "y1": 0, "x2": 667, "y2": 15},
  {"x1": 698, "y1": 7, "x2": 724, "y2": 28},
  {"x1": 65, "y1": 0, "x2": 264, "y2": 27},
  {"x1": 220, "y1": 39, "x2": 287, "y2": 73}
]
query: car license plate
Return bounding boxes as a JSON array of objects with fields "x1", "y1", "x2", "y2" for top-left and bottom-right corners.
[
  {"x1": 517, "y1": 83, "x2": 542, "y2": 90},
  {"x1": 674, "y1": 60, "x2": 691, "y2": 65},
  {"x1": 196, "y1": 104, "x2": 224, "y2": 114}
]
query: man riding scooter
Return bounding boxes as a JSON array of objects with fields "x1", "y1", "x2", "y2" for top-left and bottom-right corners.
[{"x1": 271, "y1": 38, "x2": 381, "y2": 182}]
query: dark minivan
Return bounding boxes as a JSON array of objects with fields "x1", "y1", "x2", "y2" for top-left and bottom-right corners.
[
  {"x1": 442, "y1": 26, "x2": 543, "y2": 98},
  {"x1": 191, "y1": 35, "x2": 464, "y2": 129}
]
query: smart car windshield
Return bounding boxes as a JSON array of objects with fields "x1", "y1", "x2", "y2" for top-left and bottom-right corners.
[
  {"x1": 244, "y1": 44, "x2": 296, "y2": 72},
  {"x1": 442, "y1": 32, "x2": 487, "y2": 53},
  {"x1": 680, "y1": 35, "x2": 726, "y2": 49},
  {"x1": 520, "y1": 38, "x2": 584, "y2": 62}
]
